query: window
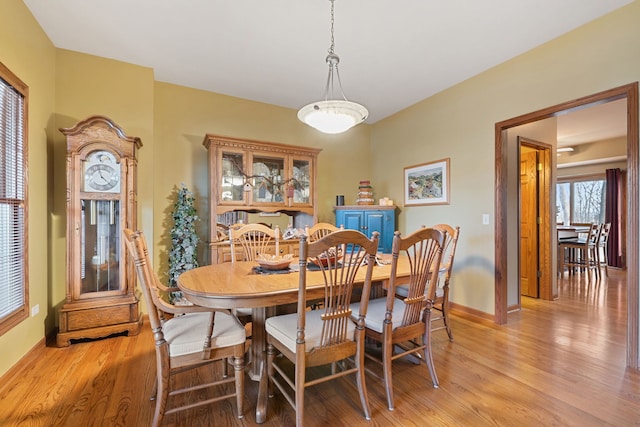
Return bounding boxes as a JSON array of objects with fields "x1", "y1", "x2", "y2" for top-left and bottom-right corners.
[
  {"x1": 0, "y1": 61, "x2": 28, "y2": 336},
  {"x1": 556, "y1": 175, "x2": 606, "y2": 225}
]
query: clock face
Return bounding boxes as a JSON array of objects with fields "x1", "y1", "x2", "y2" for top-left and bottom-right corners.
[{"x1": 84, "y1": 151, "x2": 121, "y2": 193}]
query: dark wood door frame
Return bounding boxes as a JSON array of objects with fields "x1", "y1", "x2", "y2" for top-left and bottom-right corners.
[{"x1": 495, "y1": 82, "x2": 639, "y2": 369}]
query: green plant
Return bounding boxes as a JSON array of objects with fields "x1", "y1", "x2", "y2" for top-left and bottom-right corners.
[{"x1": 168, "y1": 184, "x2": 199, "y2": 303}]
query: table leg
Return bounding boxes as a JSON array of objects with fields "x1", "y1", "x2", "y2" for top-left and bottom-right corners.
[
  {"x1": 249, "y1": 306, "x2": 273, "y2": 380},
  {"x1": 256, "y1": 359, "x2": 268, "y2": 423},
  {"x1": 252, "y1": 306, "x2": 275, "y2": 423}
]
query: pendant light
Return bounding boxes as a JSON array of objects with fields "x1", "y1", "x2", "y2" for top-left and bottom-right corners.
[{"x1": 297, "y1": 0, "x2": 368, "y2": 134}]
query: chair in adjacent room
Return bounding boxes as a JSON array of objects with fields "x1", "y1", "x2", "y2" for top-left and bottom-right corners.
[
  {"x1": 261, "y1": 230, "x2": 379, "y2": 427},
  {"x1": 558, "y1": 222, "x2": 601, "y2": 280},
  {"x1": 304, "y1": 222, "x2": 342, "y2": 242},
  {"x1": 354, "y1": 227, "x2": 445, "y2": 410},
  {"x1": 594, "y1": 222, "x2": 611, "y2": 277},
  {"x1": 229, "y1": 223, "x2": 280, "y2": 262},
  {"x1": 123, "y1": 229, "x2": 248, "y2": 427}
]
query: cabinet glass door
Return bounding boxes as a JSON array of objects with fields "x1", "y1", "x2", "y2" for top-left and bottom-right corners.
[
  {"x1": 221, "y1": 151, "x2": 246, "y2": 203},
  {"x1": 80, "y1": 199, "x2": 121, "y2": 296},
  {"x1": 252, "y1": 155, "x2": 285, "y2": 204},
  {"x1": 292, "y1": 158, "x2": 311, "y2": 204}
]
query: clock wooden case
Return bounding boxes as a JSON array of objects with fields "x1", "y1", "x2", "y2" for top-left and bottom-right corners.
[{"x1": 57, "y1": 116, "x2": 142, "y2": 347}]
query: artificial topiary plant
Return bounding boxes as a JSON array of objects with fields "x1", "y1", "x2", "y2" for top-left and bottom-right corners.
[{"x1": 168, "y1": 184, "x2": 199, "y2": 304}]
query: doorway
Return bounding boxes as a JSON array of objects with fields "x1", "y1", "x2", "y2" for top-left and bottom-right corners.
[{"x1": 494, "y1": 83, "x2": 639, "y2": 369}]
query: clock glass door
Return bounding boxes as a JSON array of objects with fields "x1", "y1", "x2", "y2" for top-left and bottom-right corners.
[{"x1": 80, "y1": 199, "x2": 121, "y2": 295}]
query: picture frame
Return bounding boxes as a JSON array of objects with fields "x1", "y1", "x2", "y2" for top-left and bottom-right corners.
[{"x1": 404, "y1": 158, "x2": 450, "y2": 206}]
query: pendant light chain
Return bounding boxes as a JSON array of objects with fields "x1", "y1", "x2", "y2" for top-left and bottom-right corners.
[
  {"x1": 329, "y1": 0, "x2": 335, "y2": 56},
  {"x1": 297, "y1": 0, "x2": 368, "y2": 133}
]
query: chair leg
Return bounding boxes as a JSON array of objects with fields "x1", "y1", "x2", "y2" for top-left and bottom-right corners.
[
  {"x1": 355, "y1": 333, "x2": 372, "y2": 420},
  {"x1": 152, "y1": 363, "x2": 170, "y2": 427},
  {"x1": 442, "y1": 303, "x2": 454, "y2": 342},
  {"x1": 266, "y1": 343, "x2": 275, "y2": 398},
  {"x1": 232, "y1": 354, "x2": 245, "y2": 418},
  {"x1": 150, "y1": 377, "x2": 158, "y2": 401},
  {"x1": 222, "y1": 357, "x2": 229, "y2": 378},
  {"x1": 422, "y1": 308, "x2": 439, "y2": 388},
  {"x1": 441, "y1": 283, "x2": 453, "y2": 342},
  {"x1": 601, "y1": 245, "x2": 609, "y2": 277},
  {"x1": 294, "y1": 355, "x2": 305, "y2": 427},
  {"x1": 382, "y1": 332, "x2": 395, "y2": 410}
]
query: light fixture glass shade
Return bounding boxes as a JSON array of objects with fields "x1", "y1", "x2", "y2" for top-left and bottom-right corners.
[{"x1": 297, "y1": 100, "x2": 368, "y2": 134}]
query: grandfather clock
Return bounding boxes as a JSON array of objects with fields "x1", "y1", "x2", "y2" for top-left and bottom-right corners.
[{"x1": 57, "y1": 116, "x2": 142, "y2": 347}]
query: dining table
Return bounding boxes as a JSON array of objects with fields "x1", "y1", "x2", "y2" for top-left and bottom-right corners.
[{"x1": 177, "y1": 255, "x2": 412, "y2": 423}]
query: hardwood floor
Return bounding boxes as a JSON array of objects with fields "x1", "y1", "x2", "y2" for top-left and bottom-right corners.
[{"x1": 1, "y1": 268, "x2": 638, "y2": 426}]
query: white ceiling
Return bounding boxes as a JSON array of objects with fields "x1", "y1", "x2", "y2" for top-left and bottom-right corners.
[
  {"x1": 556, "y1": 99, "x2": 627, "y2": 146},
  {"x1": 23, "y1": 0, "x2": 631, "y2": 140}
]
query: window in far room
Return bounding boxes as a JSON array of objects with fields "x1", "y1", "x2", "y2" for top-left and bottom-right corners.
[
  {"x1": 0, "y1": 61, "x2": 28, "y2": 336},
  {"x1": 556, "y1": 175, "x2": 606, "y2": 225}
]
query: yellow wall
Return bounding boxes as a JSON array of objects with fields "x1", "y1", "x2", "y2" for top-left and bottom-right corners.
[
  {"x1": 0, "y1": 0, "x2": 55, "y2": 377},
  {"x1": 2, "y1": 0, "x2": 640, "y2": 377},
  {"x1": 151, "y1": 82, "x2": 371, "y2": 273},
  {"x1": 371, "y1": 0, "x2": 640, "y2": 315}
]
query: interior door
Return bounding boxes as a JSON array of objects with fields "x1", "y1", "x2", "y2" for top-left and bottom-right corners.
[{"x1": 520, "y1": 147, "x2": 539, "y2": 298}]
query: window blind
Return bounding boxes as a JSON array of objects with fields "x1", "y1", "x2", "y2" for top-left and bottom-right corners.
[{"x1": 0, "y1": 74, "x2": 27, "y2": 323}]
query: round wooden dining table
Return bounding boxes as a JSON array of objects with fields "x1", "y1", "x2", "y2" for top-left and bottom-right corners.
[{"x1": 177, "y1": 256, "x2": 409, "y2": 423}]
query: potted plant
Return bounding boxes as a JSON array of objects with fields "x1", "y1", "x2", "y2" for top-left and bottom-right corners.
[{"x1": 168, "y1": 184, "x2": 199, "y2": 305}]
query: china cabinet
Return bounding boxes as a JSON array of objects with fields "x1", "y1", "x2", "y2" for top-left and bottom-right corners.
[
  {"x1": 335, "y1": 205, "x2": 396, "y2": 253},
  {"x1": 57, "y1": 116, "x2": 142, "y2": 347},
  {"x1": 203, "y1": 134, "x2": 320, "y2": 262}
]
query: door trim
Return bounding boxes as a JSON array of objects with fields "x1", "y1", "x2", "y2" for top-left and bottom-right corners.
[{"x1": 494, "y1": 82, "x2": 639, "y2": 369}]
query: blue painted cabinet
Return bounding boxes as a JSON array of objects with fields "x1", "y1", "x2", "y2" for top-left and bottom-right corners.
[{"x1": 335, "y1": 205, "x2": 396, "y2": 253}]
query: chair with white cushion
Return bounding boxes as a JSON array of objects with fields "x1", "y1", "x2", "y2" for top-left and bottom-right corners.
[
  {"x1": 395, "y1": 224, "x2": 460, "y2": 341},
  {"x1": 354, "y1": 227, "x2": 445, "y2": 410},
  {"x1": 430, "y1": 224, "x2": 460, "y2": 341},
  {"x1": 261, "y1": 229, "x2": 379, "y2": 427},
  {"x1": 123, "y1": 229, "x2": 247, "y2": 427}
]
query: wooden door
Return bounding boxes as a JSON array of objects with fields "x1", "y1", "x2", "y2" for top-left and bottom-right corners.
[{"x1": 520, "y1": 148, "x2": 539, "y2": 298}]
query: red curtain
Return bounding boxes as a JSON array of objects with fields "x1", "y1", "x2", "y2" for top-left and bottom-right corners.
[{"x1": 605, "y1": 168, "x2": 623, "y2": 267}]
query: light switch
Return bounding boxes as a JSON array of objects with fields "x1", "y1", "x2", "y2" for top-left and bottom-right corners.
[{"x1": 482, "y1": 214, "x2": 490, "y2": 225}]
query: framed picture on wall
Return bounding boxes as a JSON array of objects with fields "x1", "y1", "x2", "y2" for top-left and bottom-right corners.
[{"x1": 404, "y1": 158, "x2": 450, "y2": 206}]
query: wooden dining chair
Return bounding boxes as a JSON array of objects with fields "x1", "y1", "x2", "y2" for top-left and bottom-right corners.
[
  {"x1": 123, "y1": 229, "x2": 248, "y2": 427},
  {"x1": 431, "y1": 224, "x2": 460, "y2": 341},
  {"x1": 261, "y1": 230, "x2": 379, "y2": 427},
  {"x1": 596, "y1": 222, "x2": 611, "y2": 277},
  {"x1": 304, "y1": 222, "x2": 342, "y2": 242},
  {"x1": 354, "y1": 227, "x2": 445, "y2": 410},
  {"x1": 229, "y1": 223, "x2": 280, "y2": 262},
  {"x1": 215, "y1": 222, "x2": 230, "y2": 242},
  {"x1": 558, "y1": 223, "x2": 601, "y2": 280},
  {"x1": 395, "y1": 224, "x2": 459, "y2": 341},
  {"x1": 229, "y1": 223, "x2": 281, "y2": 321}
]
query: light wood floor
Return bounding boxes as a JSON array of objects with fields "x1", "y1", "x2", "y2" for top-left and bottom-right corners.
[{"x1": 1, "y1": 268, "x2": 639, "y2": 426}]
